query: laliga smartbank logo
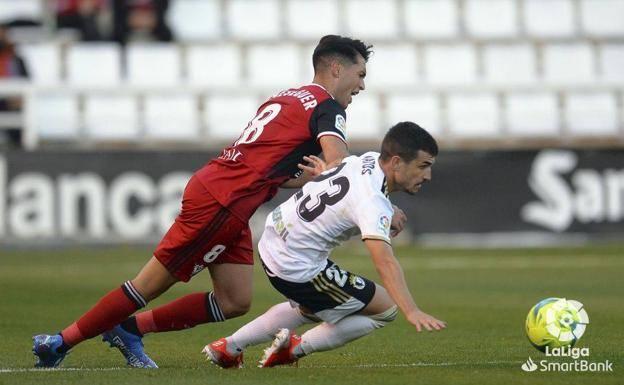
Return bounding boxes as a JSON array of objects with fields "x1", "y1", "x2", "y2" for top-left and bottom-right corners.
[
  {"x1": 522, "y1": 347, "x2": 613, "y2": 373},
  {"x1": 522, "y1": 298, "x2": 613, "y2": 373}
]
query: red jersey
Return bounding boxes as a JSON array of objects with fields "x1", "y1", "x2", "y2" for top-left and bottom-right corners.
[{"x1": 196, "y1": 84, "x2": 347, "y2": 222}]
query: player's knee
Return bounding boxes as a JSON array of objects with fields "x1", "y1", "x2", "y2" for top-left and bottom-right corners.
[
  {"x1": 216, "y1": 294, "x2": 251, "y2": 318},
  {"x1": 370, "y1": 305, "x2": 398, "y2": 328},
  {"x1": 231, "y1": 300, "x2": 251, "y2": 317}
]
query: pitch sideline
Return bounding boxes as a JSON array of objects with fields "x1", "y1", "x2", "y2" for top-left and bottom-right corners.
[{"x1": 0, "y1": 360, "x2": 522, "y2": 373}]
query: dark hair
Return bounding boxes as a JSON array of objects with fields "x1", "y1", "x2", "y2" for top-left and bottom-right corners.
[
  {"x1": 312, "y1": 35, "x2": 373, "y2": 72},
  {"x1": 380, "y1": 122, "x2": 438, "y2": 162}
]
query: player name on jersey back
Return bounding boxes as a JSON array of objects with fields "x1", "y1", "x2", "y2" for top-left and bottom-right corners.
[{"x1": 273, "y1": 88, "x2": 318, "y2": 110}]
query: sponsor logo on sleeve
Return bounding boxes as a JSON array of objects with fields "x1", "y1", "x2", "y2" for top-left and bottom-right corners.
[
  {"x1": 377, "y1": 215, "x2": 390, "y2": 236},
  {"x1": 335, "y1": 114, "x2": 346, "y2": 137}
]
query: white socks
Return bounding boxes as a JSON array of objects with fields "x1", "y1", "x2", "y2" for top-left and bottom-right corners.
[
  {"x1": 225, "y1": 302, "x2": 397, "y2": 358},
  {"x1": 226, "y1": 302, "x2": 312, "y2": 354},
  {"x1": 295, "y1": 315, "x2": 384, "y2": 357}
]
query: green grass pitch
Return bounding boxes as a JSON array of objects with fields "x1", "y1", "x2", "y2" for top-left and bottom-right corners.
[{"x1": 1, "y1": 244, "x2": 622, "y2": 385}]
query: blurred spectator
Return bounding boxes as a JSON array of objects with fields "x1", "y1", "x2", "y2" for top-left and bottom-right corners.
[
  {"x1": 0, "y1": 24, "x2": 29, "y2": 148},
  {"x1": 55, "y1": 0, "x2": 107, "y2": 41},
  {"x1": 112, "y1": 0, "x2": 173, "y2": 44}
]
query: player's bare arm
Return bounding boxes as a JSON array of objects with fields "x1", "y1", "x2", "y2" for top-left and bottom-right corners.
[
  {"x1": 364, "y1": 238, "x2": 446, "y2": 332},
  {"x1": 318, "y1": 134, "x2": 349, "y2": 167}
]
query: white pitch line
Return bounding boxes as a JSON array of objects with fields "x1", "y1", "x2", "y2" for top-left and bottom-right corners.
[
  {"x1": 0, "y1": 367, "x2": 125, "y2": 373},
  {"x1": 1, "y1": 360, "x2": 522, "y2": 373},
  {"x1": 305, "y1": 360, "x2": 521, "y2": 369}
]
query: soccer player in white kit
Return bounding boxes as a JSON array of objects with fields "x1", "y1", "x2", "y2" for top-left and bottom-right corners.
[{"x1": 204, "y1": 122, "x2": 447, "y2": 368}]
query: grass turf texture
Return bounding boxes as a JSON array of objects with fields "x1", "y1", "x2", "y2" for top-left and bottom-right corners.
[{"x1": 0, "y1": 244, "x2": 622, "y2": 385}]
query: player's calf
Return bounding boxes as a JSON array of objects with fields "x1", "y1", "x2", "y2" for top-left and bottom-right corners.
[
  {"x1": 259, "y1": 307, "x2": 398, "y2": 367},
  {"x1": 209, "y1": 263, "x2": 253, "y2": 318}
]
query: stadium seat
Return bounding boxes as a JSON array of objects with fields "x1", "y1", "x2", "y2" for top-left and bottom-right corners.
[
  {"x1": 126, "y1": 44, "x2": 181, "y2": 86},
  {"x1": 344, "y1": 0, "x2": 399, "y2": 39},
  {"x1": 542, "y1": 44, "x2": 595, "y2": 84},
  {"x1": 17, "y1": 43, "x2": 61, "y2": 85},
  {"x1": 286, "y1": 0, "x2": 339, "y2": 39},
  {"x1": 67, "y1": 43, "x2": 121, "y2": 87},
  {"x1": 505, "y1": 93, "x2": 559, "y2": 136},
  {"x1": 447, "y1": 93, "x2": 500, "y2": 137},
  {"x1": 423, "y1": 44, "x2": 477, "y2": 85},
  {"x1": 144, "y1": 94, "x2": 199, "y2": 140},
  {"x1": 482, "y1": 44, "x2": 536, "y2": 85},
  {"x1": 167, "y1": 0, "x2": 221, "y2": 41},
  {"x1": 580, "y1": 0, "x2": 624, "y2": 37},
  {"x1": 204, "y1": 95, "x2": 259, "y2": 141},
  {"x1": 385, "y1": 94, "x2": 441, "y2": 136},
  {"x1": 366, "y1": 44, "x2": 418, "y2": 88},
  {"x1": 226, "y1": 0, "x2": 280, "y2": 40},
  {"x1": 464, "y1": 0, "x2": 518, "y2": 38},
  {"x1": 247, "y1": 44, "x2": 301, "y2": 88},
  {"x1": 404, "y1": 0, "x2": 458, "y2": 38},
  {"x1": 31, "y1": 93, "x2": 79, "y2": 139},
  {"x1": 600, "y1": 44, "x2": 624, "y2": 82},
  {"x1": 523, "y1": 0, "x2": 575, "y2": 37},
  {"x1": 84, "y1": 95, "x2": 139, "y2": 139},
  {"x1": 0, "y1": 0, "x2": 43, "y2": 24},
  {"x1": 186, "y1": 44, "x2": 242, "y2": 87},
  {"x1": 565, "y1": 93, "x2": 619, "y2": 135},
  {"x1": 343, "y1": 94, "x2": 381, "y2": 140}
]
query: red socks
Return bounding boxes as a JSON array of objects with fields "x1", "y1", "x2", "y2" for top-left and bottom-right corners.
[
  {"x1": 61, "y1": 281, "x2": 146, "y2": 347},
  {"x1": 133, "y1": 292, "x2": 224, "y2": 335},
  {"x1": 60, "y1": 288, "x2": 225, "y2": 348}
]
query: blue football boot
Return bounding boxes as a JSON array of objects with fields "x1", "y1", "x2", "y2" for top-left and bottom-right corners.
[
  {"x1": 32, "y1": 334, "x2": 68, "y2": 368},
  {"x1": 102, "y1": 325, "x2": 158, "y2": 368}
]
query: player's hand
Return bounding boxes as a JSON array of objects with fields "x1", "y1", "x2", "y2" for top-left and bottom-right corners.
[
  {"x1": 406, "y1": 309, "x2": 447, "y2": 332},
  {"x1": 298, "y1": 155, "x2": 327, "y2": 177},
  {"x1": 390, "y1": 205, "x2": 407, "y2": 237}
]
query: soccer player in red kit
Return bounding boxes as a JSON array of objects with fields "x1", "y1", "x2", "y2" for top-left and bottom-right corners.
[{"x1": 32, "y1": 35, "x2": 384, "y2": 368}]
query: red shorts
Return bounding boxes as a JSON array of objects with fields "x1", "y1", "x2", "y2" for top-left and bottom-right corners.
[{"x1": 154, "y1": 175, "x2": 253, "y2": 282}]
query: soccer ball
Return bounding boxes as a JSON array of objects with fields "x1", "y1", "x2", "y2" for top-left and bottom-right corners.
[{"x1": 525, "y1": 297, "x2": 589, "y2": 352}]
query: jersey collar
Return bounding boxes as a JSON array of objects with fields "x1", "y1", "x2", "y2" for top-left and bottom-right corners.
[
  {"x1": 369, "y1": 152, "x2": 389, "y2": 197},
  {"x1": 308, "y1": 83, "x2": 335, "y2": 99}
]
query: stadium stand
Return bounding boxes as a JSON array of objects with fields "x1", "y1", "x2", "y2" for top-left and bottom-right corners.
[
  {"x1": 67, "y1": 43, "x2": 122, "y2": 87},
  {"x1": 0, "y1": 0, "x2": 622, "y2": 149}
]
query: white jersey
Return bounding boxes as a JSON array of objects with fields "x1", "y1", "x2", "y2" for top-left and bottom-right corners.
[{"x1": 259, "y1": 152, "x2": 394, "y2": 283}]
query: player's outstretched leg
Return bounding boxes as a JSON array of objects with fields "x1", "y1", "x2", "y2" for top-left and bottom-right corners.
[
  {"x1": 32, "y1": 257, "x2": 177, "y2": 368},
  {"x1": 106, "y1": 263, "x2": 253, "y2": 368},
  {"x1": 259, "y1": 306, "x2": 397, "y2": 368},
  {"x1": 259, "y1": 284, "x2": 399, "y2": 367},
  {"x1": 107, "y1": 291, "x2": 225, "y2": 368},
  {"x1": 204, "y1": 302, "x2": 315, "y2": 368}
]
